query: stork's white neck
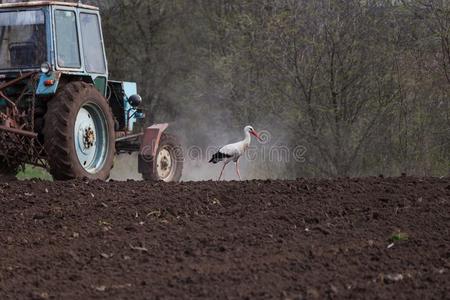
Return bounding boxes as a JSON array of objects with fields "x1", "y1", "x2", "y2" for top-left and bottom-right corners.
[{"x1": 243, "y1": 130, "x2": 252, "y2": 145}]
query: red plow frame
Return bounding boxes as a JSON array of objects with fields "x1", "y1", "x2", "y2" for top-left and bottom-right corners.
[{"x1": 0, "y1": 72, "x2": 48, "y2": 168}]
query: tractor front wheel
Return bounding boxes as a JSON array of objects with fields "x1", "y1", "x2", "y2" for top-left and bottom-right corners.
[
  {"x1": 141, "y1": 133, "x2": 183, "y2": 182},
  {"x1": 44, "y1": 82, "x2": 115, "y2": 180}
]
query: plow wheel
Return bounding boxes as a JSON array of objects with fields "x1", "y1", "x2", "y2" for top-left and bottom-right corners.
[
  {"x1": 142, "y1": 133, "x2": 183, "y2": 182},
  {"x1": 44, "y1": 81, "x2": 115, "y2": 180}
]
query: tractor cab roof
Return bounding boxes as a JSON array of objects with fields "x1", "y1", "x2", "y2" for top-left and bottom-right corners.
[{"x1": 0, "y1": 1, "x2": 98, "y2": 11}]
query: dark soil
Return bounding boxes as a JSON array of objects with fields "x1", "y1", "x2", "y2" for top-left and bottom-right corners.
[{"x1": 0, "y1": 177, "x2": 449, "y2": 299}]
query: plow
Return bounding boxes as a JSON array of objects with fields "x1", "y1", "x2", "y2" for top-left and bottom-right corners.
[
  {"x1": 0, "y1": 72, "x2": 47, "y2": 169},
  {"x1": 0, "y1": 1, "x2": 183, "y2": 181}
]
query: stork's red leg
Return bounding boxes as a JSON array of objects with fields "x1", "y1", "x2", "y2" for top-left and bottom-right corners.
[
  {"x1": 236, "y1": 160, "x2": 241, "y2": 180},
  {"x1": 218, "y1": 163, "x2": 227, "y2": 181}
]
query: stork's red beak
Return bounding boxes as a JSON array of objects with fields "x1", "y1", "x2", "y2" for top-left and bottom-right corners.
[{"x1": 251, "y1": 130, "x2": 262, "y2": 141}]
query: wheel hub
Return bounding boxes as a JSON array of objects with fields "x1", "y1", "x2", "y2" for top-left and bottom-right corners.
[
  {"x1": 160, "y1": 157, "x2": 169, "y2": 170},
  {"x1": 84, "y1": 127, "x2": 95, "y2": 149},
  {"x1": 74, "y1": 105, "x2": 108, "y2": 173},
  {"x1": 157, "y1": 148, "x2": 173, "y2": 179}
]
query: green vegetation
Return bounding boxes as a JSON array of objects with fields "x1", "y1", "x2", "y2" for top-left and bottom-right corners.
[
  {"x1": 16, "y1": 165, "x2": 53, "y2": 181},
  {"x1": 390, "y1": 231, "x2": 409, "y2": 242}
]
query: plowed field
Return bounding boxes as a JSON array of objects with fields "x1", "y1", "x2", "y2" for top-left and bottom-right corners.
[{"x1": 0, "y1": 177, "x2": 449, "y2": 299}]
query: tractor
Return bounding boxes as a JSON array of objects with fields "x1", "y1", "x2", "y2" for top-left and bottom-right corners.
[{"x1": 0, "y1": 1, "x2": 183, "y2": 181}]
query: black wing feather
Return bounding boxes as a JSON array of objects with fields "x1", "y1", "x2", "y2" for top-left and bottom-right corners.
[{"x1": 209, "y1": 151, "x2": 233, "y2": 164}]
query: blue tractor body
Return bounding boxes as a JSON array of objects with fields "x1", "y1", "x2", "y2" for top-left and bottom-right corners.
[{"x1": 0, "y1": 1, "x2": 183, "y2": 181}]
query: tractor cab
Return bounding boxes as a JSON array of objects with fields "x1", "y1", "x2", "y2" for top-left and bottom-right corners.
[{"x1": 0, "y1": 1, "x2": 108, "y2": 93}]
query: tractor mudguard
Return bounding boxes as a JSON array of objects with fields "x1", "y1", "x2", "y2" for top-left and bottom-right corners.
[
  {"x1": 36, "y1": 72, "x2": 61, "y2": 96},
  {"x1": 140, "y1": 123, "x2": 169, "y2": 157},
  {"x1": 138, "y1": 123, "x2": 168, "y2": 174}
]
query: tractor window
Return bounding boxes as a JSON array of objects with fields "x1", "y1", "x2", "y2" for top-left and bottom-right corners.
[
  {"x1": 54, "y1": 10, "x2": 81, "y2": 68},
  {"x1": 0, "y1": 10, "x2": 46, "y2": 69},
  {"x1": 80, "y1": 13, "x2": 106, "y2": 74}
]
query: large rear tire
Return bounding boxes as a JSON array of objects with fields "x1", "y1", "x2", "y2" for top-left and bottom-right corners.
[
  {"x1": 141, "y1": 133, "x2": 183, "y2": 182},
  {"x1": 43, "y1": 82, "x2": 115, "y2": 180}
]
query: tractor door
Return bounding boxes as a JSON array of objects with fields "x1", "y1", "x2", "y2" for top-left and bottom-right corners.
[
  {"x1": 78, "y1": 10, "x2": 108, "y2": 95},
  {"x1": 52, "y1": 6, "x2": 108, "y2": 95}
]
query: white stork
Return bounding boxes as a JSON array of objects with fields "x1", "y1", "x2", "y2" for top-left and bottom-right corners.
[{"x1": 209, "y1": 125, "x2": 262, "y2": 181}]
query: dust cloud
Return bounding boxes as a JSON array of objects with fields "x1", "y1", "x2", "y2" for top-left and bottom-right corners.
[{"x1": 109, "y1": 153, "x2": 142, "y2": 181}]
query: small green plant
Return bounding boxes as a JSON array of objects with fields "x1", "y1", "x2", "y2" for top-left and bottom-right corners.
[
  {"x1": 390, "y1": 231, "x2": 409, "y2": 242},
  {"x1": 16, "y1": 165, "x2": 53, "y2": 181}
]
